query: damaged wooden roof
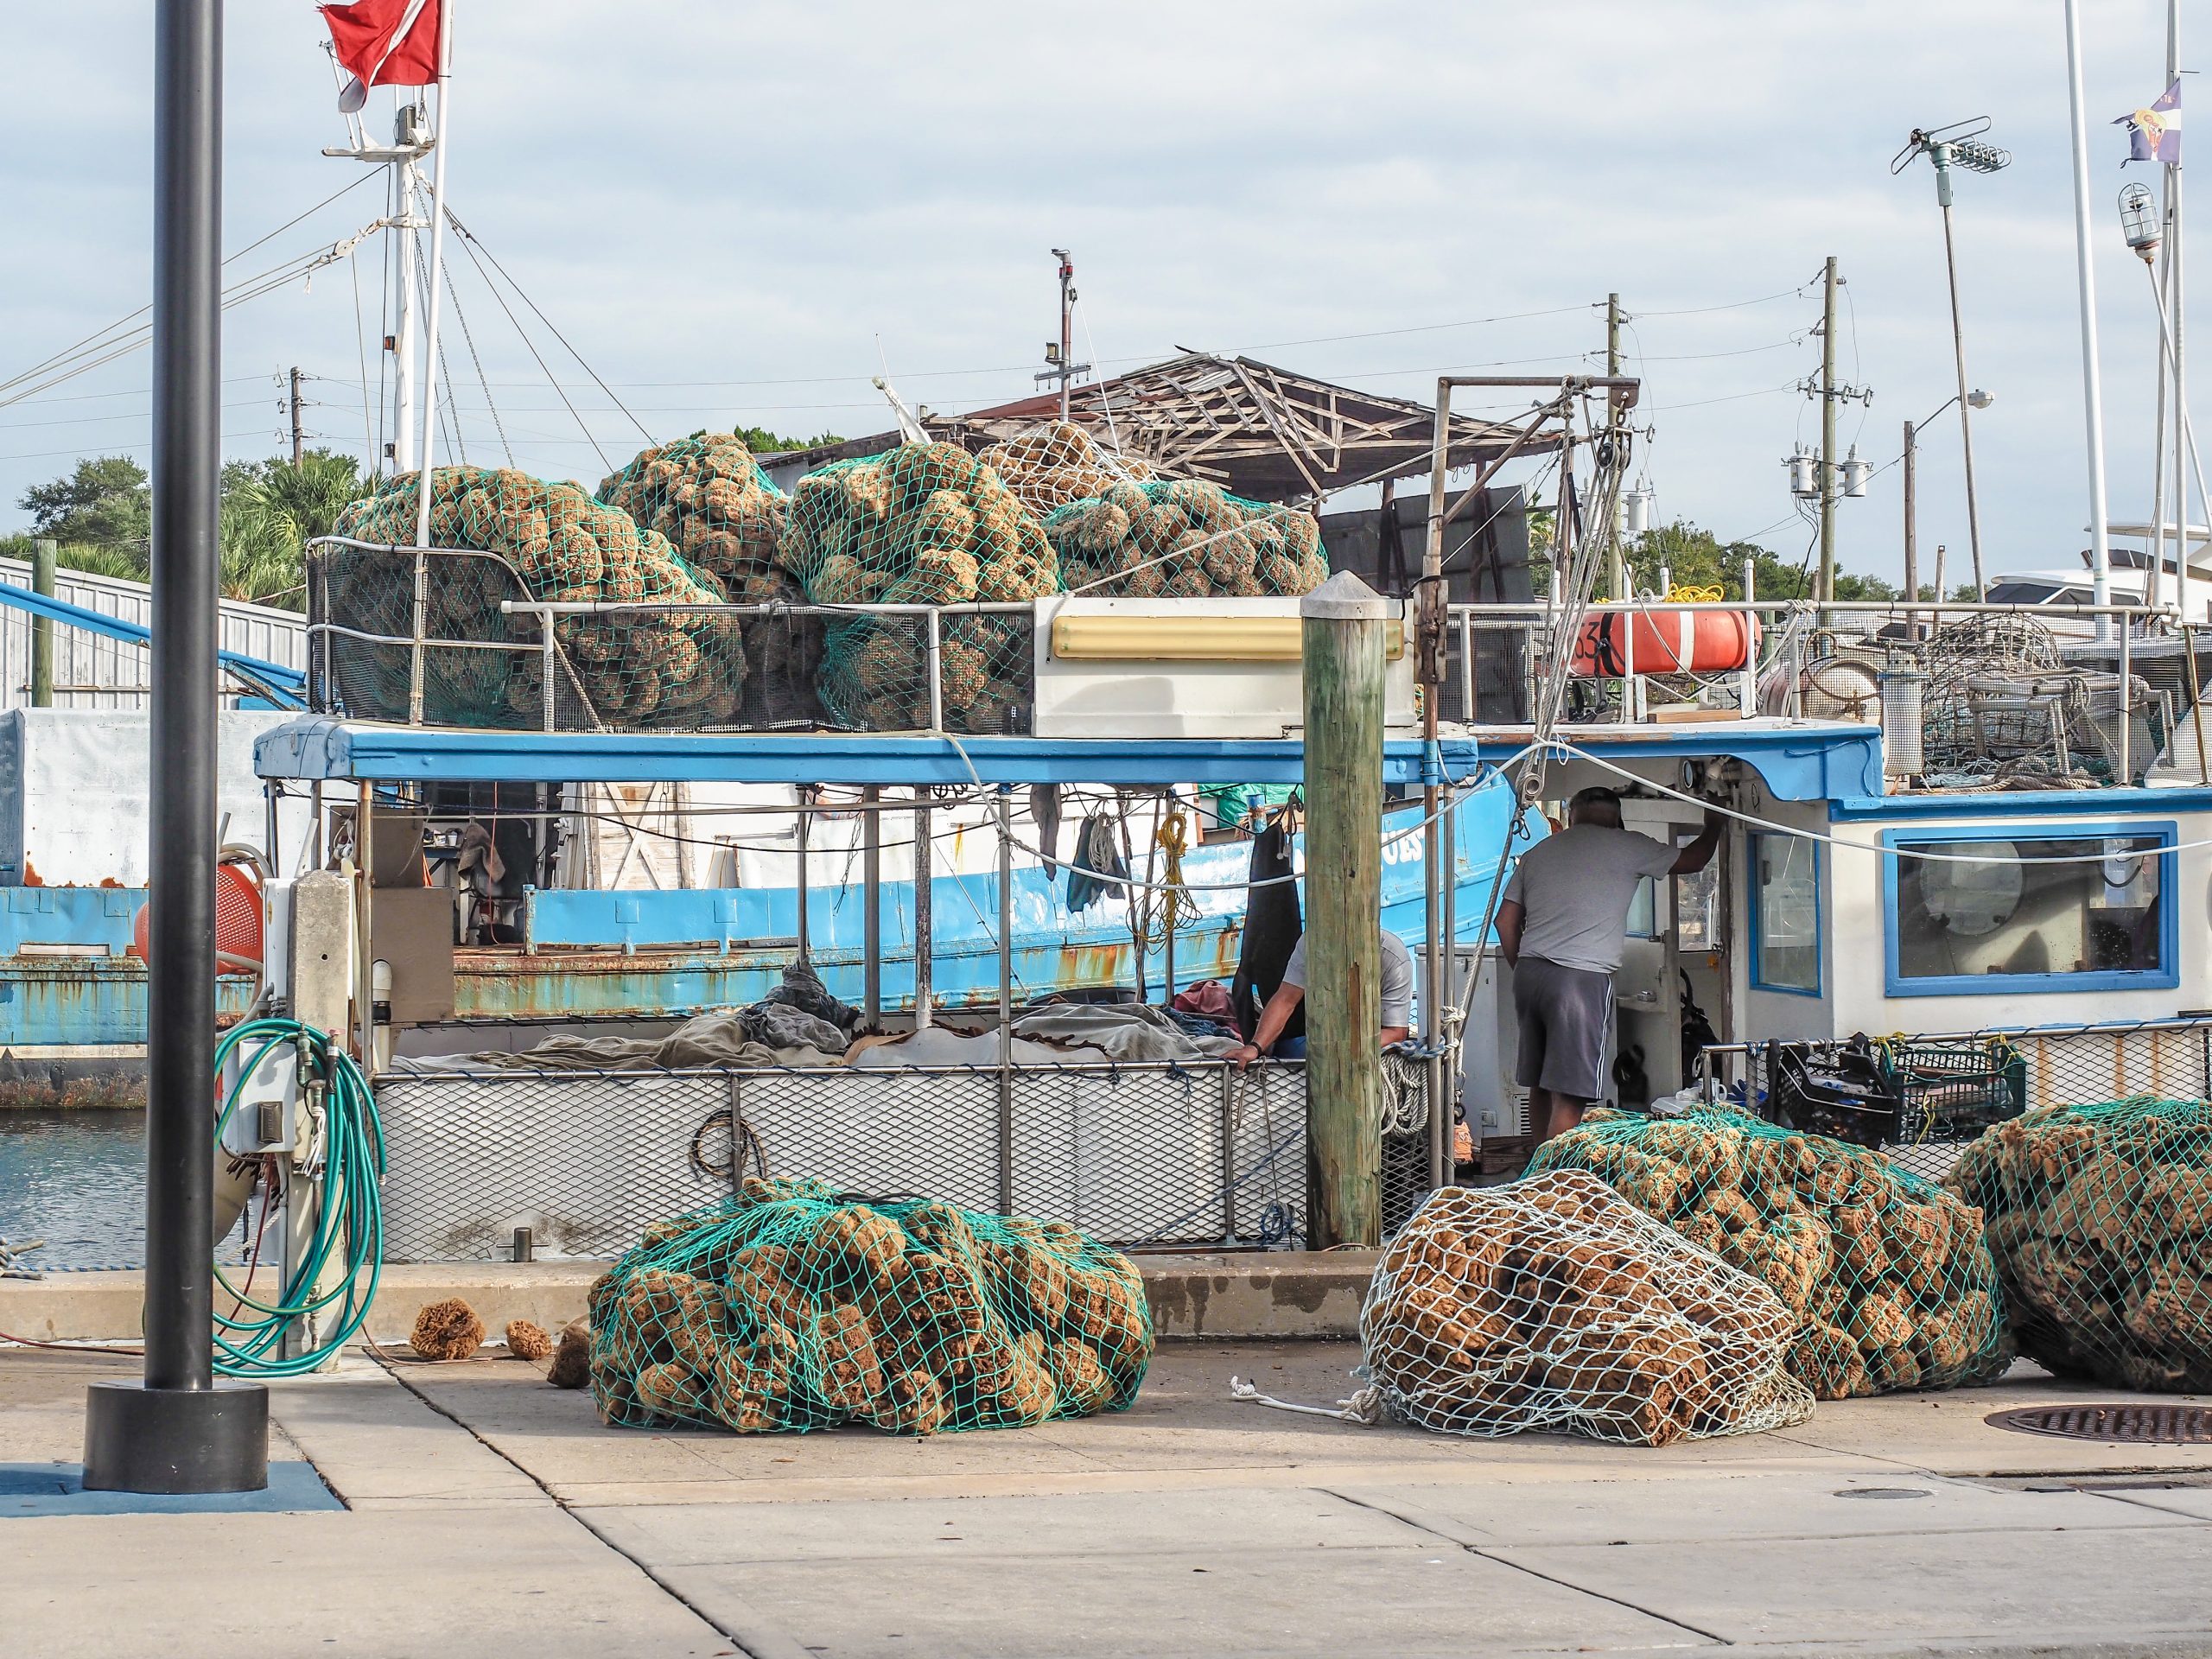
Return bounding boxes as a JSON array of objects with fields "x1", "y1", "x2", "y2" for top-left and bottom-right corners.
[
  {"x1": 937, "y1": 353, "x2": 1558, "y2": 503},
  {"x1": 760, "y1": 353, "x2": 1563, "y2": 503}
]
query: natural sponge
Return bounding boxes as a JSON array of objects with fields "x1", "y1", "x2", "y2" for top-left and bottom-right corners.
[
  {"x1": 547, "y1": 1319, "x2": 591, "y2": 1389},
  {"x1": 505, "y1": 1319, "x2": 553, "y2": 1363},
  {"x1": 410, "y1": 1298, "x2": 485, "y2": 1362}
]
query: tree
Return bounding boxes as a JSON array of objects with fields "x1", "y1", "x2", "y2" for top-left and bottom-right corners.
[
  {"x1": 690, "y1": 425, "x2": 845, "y2": 455},
  {"x1": 18, "y1": 455, "x2": 149, "y2": 551}
]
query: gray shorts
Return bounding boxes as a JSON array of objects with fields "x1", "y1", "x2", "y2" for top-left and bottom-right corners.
[{"x1": 1512, "y1": 955, "x2": 1612, "y2": 1101}]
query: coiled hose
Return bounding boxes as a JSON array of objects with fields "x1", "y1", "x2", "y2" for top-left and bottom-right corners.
[{"x1": 211, "y1": 1017, "x2": 385, "y2": 1377}]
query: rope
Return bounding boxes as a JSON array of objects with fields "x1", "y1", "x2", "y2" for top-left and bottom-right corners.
[{"x1": 1228, "y1": 1375, "x2": 1386, "y2": 1424}]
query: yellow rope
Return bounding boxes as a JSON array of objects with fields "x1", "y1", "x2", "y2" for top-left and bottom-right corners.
[
  {"x1": 1136, "y1": 806, "x2": 1190, "y2": 952},
  {"x1": 1666, "y1": 582, "x2": 1725, "y2": 603}
]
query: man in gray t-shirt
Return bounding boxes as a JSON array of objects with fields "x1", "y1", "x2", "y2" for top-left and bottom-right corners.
[
  {"x1": 1228, "y1": 927, "x2": 1414, "y2": 1065},
  {"x1": 1498, "y1": 786, "x2": 1721, "y2": 1140}
]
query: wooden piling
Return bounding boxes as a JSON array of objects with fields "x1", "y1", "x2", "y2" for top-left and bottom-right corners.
[{"x1": 1301, "y1": 570, "x2": 1387, "y2": 1247}]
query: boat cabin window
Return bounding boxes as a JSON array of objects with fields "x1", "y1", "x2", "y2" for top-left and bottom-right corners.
[
  {"x1": 1986, "y1": 580, "x2": 2063, "y2": 605},
  {"x1": 1751, "y1": 833, "x2": 1821, "y2": 995},
  {"x1": 1622, "y1": 828, "x2": 1721, "y2": 945},
  {"x1": 1885, "y1": 826, "x2": 2176, "y2": 995}
]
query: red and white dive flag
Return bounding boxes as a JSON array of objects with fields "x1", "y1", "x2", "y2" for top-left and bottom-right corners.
[{"x1": 321, "y1": 0, "x2": 442, "y2": 112}]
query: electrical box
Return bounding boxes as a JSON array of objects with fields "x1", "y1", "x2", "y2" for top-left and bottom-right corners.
[{"x1": 219, "y1": 1037, "x2": 300, "y2": 1157}]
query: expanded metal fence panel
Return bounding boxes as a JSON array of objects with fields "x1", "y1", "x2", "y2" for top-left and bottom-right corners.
[
  {"x1": 374, "y1": 1070, "x2": 728, "y2": 1262},
  {"x1": 371, "y1": 1058, "x2": 1325, "y2": 1262},
  {"x1": 1710, "y1": 1019, "x2": 2212, "y2": 1185},
  {"x1": 740, "y1": 1066, "x2": 1004, "y2": 1215}
]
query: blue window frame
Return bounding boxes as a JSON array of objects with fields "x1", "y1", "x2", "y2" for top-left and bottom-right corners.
[
  {"x1": 1880, "y1": 820, "x2": 2179, "y2": 997},
  {"x1": 1751, "y1": 833, "x2": 1821, "y2": 996}
]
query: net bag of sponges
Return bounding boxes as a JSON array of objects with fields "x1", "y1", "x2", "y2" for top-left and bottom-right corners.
[
  {"x1": 1945, "y1": 1096, "x2": 2212, "y2": 1391},
  {"x1": 333, "y1": 466, "x2": 747, "y2": 729},
  {"x1": 976, "y1": 421, "x2": 1154, "y2": 515},
  {"x1": 1045, "y1": 479, "x2": 1327, "y2": 600},
  {"x1": 595, "y1": 433, "x2": 818, "y2": 723},
  {"x1": 782, "y1": 442, "x2": 1056, "y2": 733},
  {"x1": 1361, "y1": 1170, "x2": 1814, "y2": 1446},
  {"x1": 587, "y1": 1177, "x2": 1154, "y2": 1435},
  {"x1": 1528, "y1": 1108, "x2": 2011, "y2": 1398}
]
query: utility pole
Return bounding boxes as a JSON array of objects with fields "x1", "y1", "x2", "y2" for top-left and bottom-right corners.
[
  {"x1": 1819, "y1": 257, "x2": 1839, "y2": 606},
  {"x1": 288, "y1": 366, "x2": 305, "y2": 464},
  {"x1": 1035, "y1": 249, "x2": 1090, "y2": 421},
  {"x1": 1606, "y1": 293, "x2": 1626, "y2": 600},
  {"x1": 30, "y1": 537, "x2": 54, "y2": 709},
  {"x1": 84, "y1": 0, "x2": 269, "y2": 1495},
  {"x1": 1902, "y1": 422, "x2": 1919, "y2": 637}
]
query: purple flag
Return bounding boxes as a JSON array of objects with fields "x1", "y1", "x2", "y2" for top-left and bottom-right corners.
[{"x1": 2117, "y1": 79, "x2": 2183, "y2": 165}]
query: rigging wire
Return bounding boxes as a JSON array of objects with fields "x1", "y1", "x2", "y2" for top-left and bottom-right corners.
[
  {"x1": 441, "y1": 207, "x2": 654, "y2": 448},
  {"x1": 442, "y1": 214, "x2": 613, "y2": 472},
  {"x1": 441, "y1": 248, "x2": 512, "y2": 467}
]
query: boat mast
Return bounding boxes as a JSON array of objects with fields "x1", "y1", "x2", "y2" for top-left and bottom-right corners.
[
  {"x1": 391, "y1": 111, "x2": 421, "y2": 476},
  {"x1": 2169, "y1": 0, "x2": 2191, "y2": 626},
  {"x1": 2064, "y1": 0, "x2": 2116, "y2": 637}
]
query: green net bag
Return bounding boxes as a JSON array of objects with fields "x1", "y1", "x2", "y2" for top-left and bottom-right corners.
[
  {"x1": 1946, "y1": 1096, "x2": 2212, "y2": 1391},
  {"x1": 1528, "y1": 1107, "x2": 2012, "y2": 1398},
  {"x1": 1361, "y1": 1170, "x2": 1814, "y2": 1446},
  {"x1": 784, "y1": 442, "x2": 1054, "y2": 733},
  {"x1": 1046, "y1": 479, "x2": 1327, "y2": 599},
  {"x1": 977, "y1": 420, "x2": 1154, "y2": 515},
  {"x1": 595, "y1": 435, "x2": 821, "y2": 725},
  {"x1": 334, "y1": 466, "x2": 747, "y2": 730},
  {"x1": 587, "y1": 1177, "x2": 1154, "y2": 1436}
]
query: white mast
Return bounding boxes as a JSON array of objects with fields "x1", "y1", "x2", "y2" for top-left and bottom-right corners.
[
  {"x1": 2170, "y1": 0, "x2": 2192, "y2": 626},
  {"x1": 411, "y1": 0, "x2": 455, "y2": 552},
  {"x1": 391, "y1": 117, "x2": 421, "y2": 477},
  {"x1": 2065, "y1": 0, "x2": 2116, "y2": 636}
]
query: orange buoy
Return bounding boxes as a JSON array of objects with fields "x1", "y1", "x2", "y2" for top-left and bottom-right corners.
[
  {"x1": 1570, "y1": 607, "x2": 1757, "y2": 677},
  {"x1": 129, "y1": 859, "x2": 265, "y2": 975}
]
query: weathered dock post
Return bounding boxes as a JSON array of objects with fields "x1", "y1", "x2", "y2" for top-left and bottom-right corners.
[{"x1": 1301, "y1": 571, "x2": 1386, "y2": 1248}]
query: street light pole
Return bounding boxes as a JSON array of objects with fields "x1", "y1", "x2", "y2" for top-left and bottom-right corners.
[{"x1": 83, "y1": 0, "x2": 269, "y2": 1494}]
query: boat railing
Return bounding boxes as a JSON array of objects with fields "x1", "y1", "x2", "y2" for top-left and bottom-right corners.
[
  {"x1": 303, "y1": 535, "x2": 1035, "y2": 737},
  {"x1": 1698, "y1": 1014, "x2": 2212, "y2": 1180}
]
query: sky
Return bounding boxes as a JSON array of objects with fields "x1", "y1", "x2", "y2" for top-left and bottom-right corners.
[{"x1": 0, "y1": 2, "x2": 2202, "y2": 591}]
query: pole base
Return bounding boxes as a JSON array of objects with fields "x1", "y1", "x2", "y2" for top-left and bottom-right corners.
[{"x1": 82, "y1": 1378, "x2": 269, "y2": 1494}]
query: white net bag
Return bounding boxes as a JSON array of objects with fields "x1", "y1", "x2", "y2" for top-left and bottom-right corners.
[{"x1": 1361, "y1": 1170, "x2": 1816, "y2": 1446}]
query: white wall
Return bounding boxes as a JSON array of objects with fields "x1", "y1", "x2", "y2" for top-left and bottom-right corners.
[
  {"x1": 0, "y1": 709, "x2": 311, "y2": 886},
  {"x1": 1824, "y1": 804, "x2": 2212, "y2": 1036}
]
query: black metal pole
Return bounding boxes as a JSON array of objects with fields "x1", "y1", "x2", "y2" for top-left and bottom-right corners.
[{"x1": 85, "y1": 0, "x2": 268, "y2": 1494}]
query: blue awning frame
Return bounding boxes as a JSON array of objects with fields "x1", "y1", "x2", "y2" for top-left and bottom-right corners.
[{"x1": 254, "y1": 716, "x2": 1882, "y2": 802}]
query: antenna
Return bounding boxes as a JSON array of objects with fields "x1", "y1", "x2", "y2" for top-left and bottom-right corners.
[{"x1": 1034, "y1": 248, "x2": 1090, "y2": 421}]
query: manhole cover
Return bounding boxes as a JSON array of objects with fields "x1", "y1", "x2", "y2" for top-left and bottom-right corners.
[{"x1": 1986, "y1": 1404, "x2": 2212, "y2": 1444}]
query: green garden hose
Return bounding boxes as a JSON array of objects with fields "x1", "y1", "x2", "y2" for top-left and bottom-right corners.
[{"x1": 210, "y1": 1017, "x2": 385, "y2": 1377}]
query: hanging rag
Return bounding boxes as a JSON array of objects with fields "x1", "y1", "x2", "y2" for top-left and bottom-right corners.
[
  {"x1": 1230, "y1": 816, "x2": 1304, "y2": 1046},
  {"x1": 1028, "y1": 783, "x2": 1062, "y2": 876},
  {"x1": 1065, "y1": 812, "x2": 1127, "y2": 915}
]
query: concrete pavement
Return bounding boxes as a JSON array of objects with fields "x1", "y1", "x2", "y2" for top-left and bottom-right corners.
[{"x1": 4, "y1": 1338, "x2": 2211, "y2": 1657}]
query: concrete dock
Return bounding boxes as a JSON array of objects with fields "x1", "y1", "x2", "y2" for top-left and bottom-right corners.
[{"x1": 5, "y1": 1338, "x2": 2210, "y2": 1657}]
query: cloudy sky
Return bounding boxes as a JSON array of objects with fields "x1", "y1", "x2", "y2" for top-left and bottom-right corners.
[{"x1": 0, "y1": 3, "x2": 2201, "y2": 588}]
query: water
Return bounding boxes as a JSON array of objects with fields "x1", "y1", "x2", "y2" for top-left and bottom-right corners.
[{"x1": 0, "y1": 1110, "x2": 150, "y2": 1270}]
